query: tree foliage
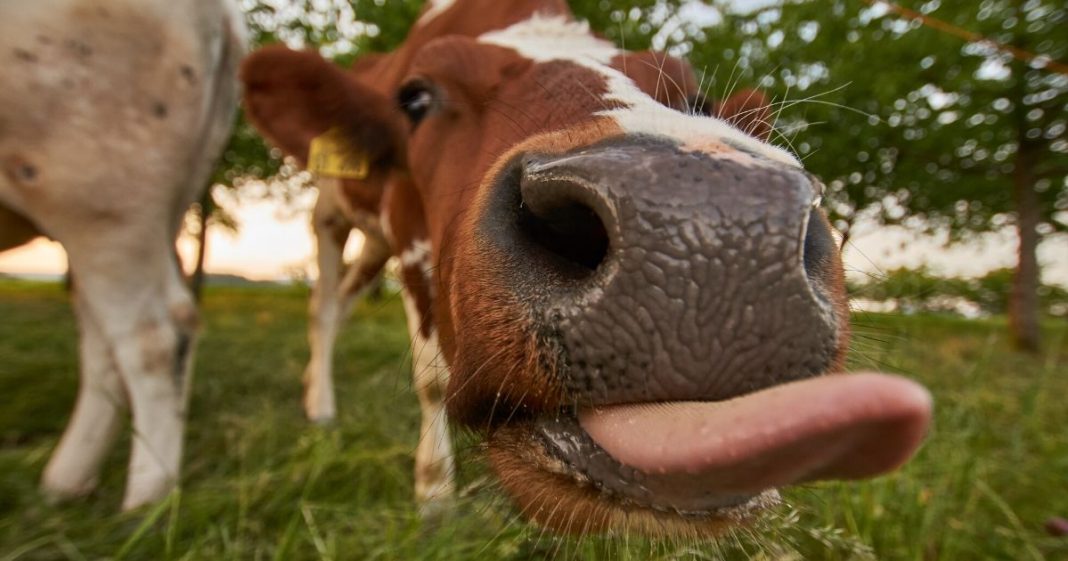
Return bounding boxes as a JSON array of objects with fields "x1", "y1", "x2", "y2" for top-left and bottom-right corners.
[
  {"x1": 851, "y1": 266, "x2": 1068, "y2": 317},
  {"x1": 686, "y1": 0, "x2": 1067, "y2": 240},
  {"x1": 681, "y1": 0, "x2": 1065, "y2": 349}
]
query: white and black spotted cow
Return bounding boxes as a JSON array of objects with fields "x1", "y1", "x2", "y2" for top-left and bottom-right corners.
[{"x1": 0, "y1": 0, "x2": 245, "y2": 510}]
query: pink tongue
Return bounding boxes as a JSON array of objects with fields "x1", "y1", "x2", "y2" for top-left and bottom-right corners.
[{"x1": 579, "y1": 372, "x2": 931, "y2": 495}]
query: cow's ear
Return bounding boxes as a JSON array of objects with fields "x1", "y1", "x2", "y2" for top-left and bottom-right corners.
[
  {"x1": 691, "y1": 88, "x2": 774, "y2": 141},
  {"x1": 240, "y1": 45, "x2": 405, "y2": 166}
]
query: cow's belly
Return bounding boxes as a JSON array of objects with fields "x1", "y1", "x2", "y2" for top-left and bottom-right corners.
[{"x1": 0, "y1": 0, "x2": 243, "y2": 239}]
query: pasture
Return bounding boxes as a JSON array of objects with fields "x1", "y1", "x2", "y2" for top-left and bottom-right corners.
[{"x1": 1, "y1": 279, "x2": 1065, "y2": 560}]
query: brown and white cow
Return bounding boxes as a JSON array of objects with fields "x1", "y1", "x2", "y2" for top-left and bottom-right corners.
[
  {"x1": 242, "y1": 0, "x2": 932, "y2": 536},
  {"x1": 0, "y1": 0, "x2": 245, "y2": 509},
  {"x1": 295, "y1": 36, "x2": 772, "y2": 427}
]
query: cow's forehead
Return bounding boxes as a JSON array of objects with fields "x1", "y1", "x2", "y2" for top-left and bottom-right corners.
[{"x1": 478, "y1": 15, "x2": 800, "y2": 167}]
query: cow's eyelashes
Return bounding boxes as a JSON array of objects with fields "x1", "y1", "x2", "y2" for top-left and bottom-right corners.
[{"x1": 397, "y1": 80, "x2": 438, "y2": 126}]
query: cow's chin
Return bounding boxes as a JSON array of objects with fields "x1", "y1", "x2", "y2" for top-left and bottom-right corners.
[{"x1": 485, "y1": 422, "x2": 776, "y2": 538}]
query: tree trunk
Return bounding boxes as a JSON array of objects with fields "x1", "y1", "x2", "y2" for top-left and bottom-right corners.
[
  {"x1": 190, "y1": 188, "x2": 211, "y2": 302},
  {"x1": 1009, "y1": 140, "x2": 1041, "y2": 353}
]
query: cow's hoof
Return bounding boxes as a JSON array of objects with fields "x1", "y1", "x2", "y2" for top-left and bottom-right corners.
[
  {"x1": 307, "y1": 413, "x2": 337, "y2": 426},
  {"x1": 303, "y1": 399, "x2": 337, "y2": 425},
  {"x1": 40, "y1": 479, "x2": 96, "y2": 505},
  {"x1": 418, "y1": 496, "x2": 455, "y2": 527},
  {"x1": 121, "y1": 479, "x2": 176, "y2": 511}
]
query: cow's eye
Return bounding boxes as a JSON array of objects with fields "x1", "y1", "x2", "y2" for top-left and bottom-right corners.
[{"x1": 397, "y1": 80, "x2": 437, "y2": 126}]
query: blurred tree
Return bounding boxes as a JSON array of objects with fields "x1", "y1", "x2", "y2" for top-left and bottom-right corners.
[
  {"x1": 571, "y1": 0, "x2": 683, "y2": 50},
  {"x1": 852, "y1": 266, "x2": 973, "y2": 314},
  {"x1": 849, "y1": 265, "x2": 1068, "y2": 318},
  {"x1": 687, "y1": 0, "x2": 1066, "y2": 351}
]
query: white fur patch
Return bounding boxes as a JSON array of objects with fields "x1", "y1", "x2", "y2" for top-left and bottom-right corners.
[
  {"x1": 222, "y1": 0, "x2": 249, "y2": 47},
  {"x1": 479, "y1": 15, "x2": 799, "y2": 167},
  {"x1": 480, "y1": 17, "x2": 617, "y2": 65},
  {"x1": 417, "y1": 0, "x2": 457, "y2": 26},
  {"x1": 400, "y1": 239, "x2": 431, "y2": 269}
]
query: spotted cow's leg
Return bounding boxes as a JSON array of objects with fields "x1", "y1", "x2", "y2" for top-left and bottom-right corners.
[
  {"x1": 1, "y1": 0, "x2": 243, "y2": 510},
  {"x1": 305, "y1": 180, "x2": 393, "y2": 422},
  {"x1": 121, "y1": 258, "x2": 199, "y2": 510},
  {"x1": 336, "y1": 225, "x2": 391, "y2": 316},
  {"x1": 40, "y1": 295, "x2": 127, "y2": 501},
  {"x1": 304, "y1": 186, "x2": 352, "y2": 422},
  {"x1": 399, "y1": 249, "x2": 455, "y2": 515},
  {"x1": 40, "y1": 233, "x2": 198, "y2": 510}
]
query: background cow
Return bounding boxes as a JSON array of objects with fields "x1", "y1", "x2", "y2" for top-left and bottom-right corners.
[
  {"x1": 0, "y1": 0, "x2": 245, "y2": 509},
  {"x1": 242, "y1": 0, "x2": 931, "y2": 536},
  {"x1": 300, "y1": 54, "x2": 393, "y2": 424}
]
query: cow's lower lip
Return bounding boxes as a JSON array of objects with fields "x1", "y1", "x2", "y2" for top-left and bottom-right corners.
[
  {"x1": 533, "y1": 415, "x2": 775, "y2": 515},
  {"x1": 487, "y1": 372, "x2": 931, "y2": 535}
]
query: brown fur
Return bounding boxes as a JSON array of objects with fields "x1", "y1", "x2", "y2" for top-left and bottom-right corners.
[
  {"x1": 707, "y1": 88, "x2": 774, "y2": 140},
  {"x1": 611, "y1": 51, "x2": 699, "y2": 111},
  {"x1": 240, "y1": 46, "x2": 406, "y2": 169}
]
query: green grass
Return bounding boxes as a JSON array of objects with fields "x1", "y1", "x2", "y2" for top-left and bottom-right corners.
[{"x1": 0, "y1": 279, "x2": 1065, "y2": 560}]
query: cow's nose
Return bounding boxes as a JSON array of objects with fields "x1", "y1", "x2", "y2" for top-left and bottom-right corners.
[{"x1": 482, "y1": 138, "x2": 841, "y2": 406}]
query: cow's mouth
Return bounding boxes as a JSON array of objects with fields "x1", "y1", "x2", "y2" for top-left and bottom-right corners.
[{"x1": 486, "y1": 372, "x2": 931, "y2": 536}]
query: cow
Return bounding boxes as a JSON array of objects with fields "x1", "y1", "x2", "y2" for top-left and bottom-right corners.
[
  {"x1": 241, "y1": 0, "x2": 932, "y2": 537},
  {"x1": 0, "y1": 0, "x2": 246, "y2": 510},
  {"x1": 295, "y1": 53, "x2": 390, "y2": 424}
]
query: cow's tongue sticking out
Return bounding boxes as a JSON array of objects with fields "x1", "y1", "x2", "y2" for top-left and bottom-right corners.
[{"x1": 579, "y1": 373, "x2": 931, "y2": 497}]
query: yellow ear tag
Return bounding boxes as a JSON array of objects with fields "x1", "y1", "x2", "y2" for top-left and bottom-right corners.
[{"x1": 307, "y1": 127, "x2": 370, "y2": 180}]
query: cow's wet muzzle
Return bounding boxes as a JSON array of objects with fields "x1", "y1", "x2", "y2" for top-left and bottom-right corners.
[{"x1": 458, "y1": 136, "x2": 930, "y2": 534}]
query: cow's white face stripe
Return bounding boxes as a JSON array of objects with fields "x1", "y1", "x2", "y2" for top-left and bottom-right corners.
[
  {"x1": 480, "y1": 16, "x2": 618, "y2": 65},
  {"x1": 479, "y1": 15, "x2": 799, "y2": 167}
]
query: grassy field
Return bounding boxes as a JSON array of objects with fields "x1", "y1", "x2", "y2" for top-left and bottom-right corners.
[{"x1": 0, "y1": 279, "x2": 1065, "y2": 560}]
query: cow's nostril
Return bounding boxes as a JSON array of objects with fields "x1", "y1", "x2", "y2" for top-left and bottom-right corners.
[
  {"x1": 518, "y1": 180, "x2": 609, "y2": 274},
  {"x1": 802, "y1": 208, "x2": 836, "y2": 283}
]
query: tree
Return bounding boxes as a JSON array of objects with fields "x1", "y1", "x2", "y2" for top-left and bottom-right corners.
[{"x1": 685, "y1": 0, "x2": 1066, "y2": 351}]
